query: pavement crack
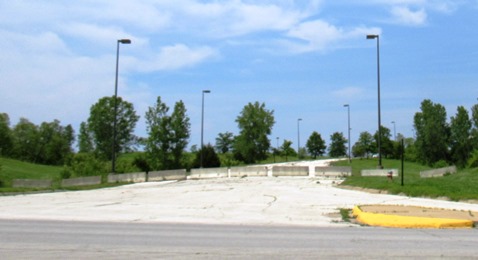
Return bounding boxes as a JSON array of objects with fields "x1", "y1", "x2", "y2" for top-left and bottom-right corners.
[{"x1": 262, "y1": 194, "x2": 277, "y2": 211}]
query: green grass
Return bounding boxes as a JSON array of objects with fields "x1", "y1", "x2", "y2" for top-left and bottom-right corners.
[
  {"x1": 0, "y1": 157, "x2": 62, "y2": 186},
  {"x1": 334, "y1": 158, "x2": 478, "y2": 201}
]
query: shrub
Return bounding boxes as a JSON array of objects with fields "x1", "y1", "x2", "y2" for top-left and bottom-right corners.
[
  {"x1": 433, "y1": 160, "x2": 448, "y2": 168},
  {"x1": 467, "y1": 150, "x2": 478, "y2": 168}
]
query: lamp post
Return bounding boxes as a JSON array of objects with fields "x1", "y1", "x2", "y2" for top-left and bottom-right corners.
[
  {"x1": 344, "y1": 104, "x2": 351, "y2": 163},
  {"x1": 297, "y1": 118, "x2": 302, "y2": 158},
  {"x1": 391, "y1": 121, "x2": 396, "y2": 141},
  {"x1": 112, "y1": 38, "x2": 131, "y2": 174},
  {"x1": 200, "y1": 90, "x2": 211, "y2": 168},
  {"x1": 366, "y1": 34, "x2": 382, "y2": 169}
]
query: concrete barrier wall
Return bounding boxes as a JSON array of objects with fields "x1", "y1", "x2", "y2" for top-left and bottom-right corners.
[
  {"x1": 420, "y1": 166, "x2": 457, "y2": 178},
  {"x1": 148, "y1": 169, "x2": 187, "y2": 181},
  {"x1": 315, "y1": 166, "x2": 352, "y2": 177},
  {"x1": 108, "y1": 172, "x2": 146, "y2": 183},
  {"x1": 61, "y1": 176, "x2": 102, "y2": 187},
  {"x1": 272, "y1": 166, "x2": 308, "y2": 177},
  {"x1": 230, "y1": 166, "x2": 268, "y2": 177},
  {"x1": 12, "y1": 179, "x2": 53, "y2": 188},
  {"x1": 189, "y1": 167, "x2": 229, "y2": 179},
  {"x1": 361, "y1": 169, "x2": 399, "y2": 177}
]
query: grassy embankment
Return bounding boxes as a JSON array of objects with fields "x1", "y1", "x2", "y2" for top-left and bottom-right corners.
[{"x1": 333, "y1": 158, "x2": 478, "y2": 201}]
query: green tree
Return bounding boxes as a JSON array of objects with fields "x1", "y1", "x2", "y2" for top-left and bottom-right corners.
[
  {"x1": 36, "y1": 120, "x2": 75, "y2": 165},
  {"x1": 373, "y1": 126, "x2": 394, "y2": 159},
  {"x1": 449, "y1": 106, "x2": 472, "y2": 168},
  {"x1": 145, "y1": 96, "x2": 171, "y2": 170},
  {"x1": 233, "y1": 102, "x2": 275, "y2": 164},
  {"x1": 87, "y1": 96, "x2": 139, "y2": 160},
  {"x1": 169, "y1": 100, "x2": 190, "y2": 169},
  {"x1": 352, "y1": 131, "x2": 374, "y2": 158},
  {"x1": 11, "y1": 118, "x2": 39, "y2": 162},
  {"x1": 215, "y1": 132, "x2": 234, "y2": 154},
  {"x1": 0, "y1": 113, "x2": 13, "y2": 156},
  {"x1": 280, "y1": 140, "x2": 296, "y2": 161},
  {"x1": 329, "y1": 132, "x2": 347, "y2": 158},
  {"x1": 306, "y1": 131, "x2": 326, "y2": 159},
  {"x1": 470, "y1": 104, "x2": 478, "y2": 151},
  {"x1": 193, "y1": 144, "x2": 221, "y2": 168},
  {"x1": 414, "y1": 99, "x2": 449, "y2": 166},
  {"x1": 78, "y1": 122, "x2": 94, "y2": 153}
]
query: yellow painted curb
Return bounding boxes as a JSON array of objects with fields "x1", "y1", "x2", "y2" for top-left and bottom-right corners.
[{"x1": 352, "y1": 206, "x2": 474, "y2": 229}]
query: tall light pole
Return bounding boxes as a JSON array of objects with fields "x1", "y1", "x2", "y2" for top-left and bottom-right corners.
[
  {"x1": 297, "y1": 118, "x2": 302, "y2": 158},
  {"x1": 112, "y1": 38, "x2": 131, "y2": 174},
  {"x1": 391, "y1": 121, "x2": 396, "y2": 141},
  {"x1": 367, "y1": 34, "x2": 382, "y2": 169},
  {"x1": 200, "y1": 90, "x2": 211, "y2": 168},
  {"x1": 344, "y1": 104, "x2": 351, "y2": 163}
]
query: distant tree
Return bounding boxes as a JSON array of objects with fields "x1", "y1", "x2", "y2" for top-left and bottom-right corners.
[
  {"x1": 35, "y1": 120, "x2": 75, "y2": 165},
  {"x1": 373, "y1": 126, "x2": 394, "y2": 158},
  {"x1": 414, "y1": 99, "x2": 449, "y2": 166},
  {"x1": 169, "y1": 100, "x2": 190, "y2": 169},
  {"x1": 145, "y1": 96, "x2": 171, "y2": 170},
  {"x1": 87, "y1": 96, "x2": 139, "y2": 160},
  {"x1": 306, "y1": 131, "x2": 326, "y2": 159},
  {"x1": 78, "y1": 122, "x2": 94, "y2": 153},
  {"x1": 280, "y1": 140, "x2": 296, "y2": 161},
  {"x1": 11, "y1": 118, "x2": 39, "y2": 162},
  {"x1": 449, "y1": 106, "x2": 472, "y2": 168},
  {"x1": 233, "y1": 102, "x2": 275, "y2": 164},
  {"x1": 352, "y1": 131, "x2": 374, "y2": 158},
  {"x1": 0, "y1": 113, "x2": 13, "y2": 156},
  {"x1": 215, "y1": 132, "x2": 234, "y2": 154},
  {"x1": 471, "y1": 104, "x2": 478, "y2": 150},
  {"x1": 329, "y1": 132, "x2": 347, "y2": 158},
  {"x1": 193, "y1": 144, "x2": 221, "y2": 168}
]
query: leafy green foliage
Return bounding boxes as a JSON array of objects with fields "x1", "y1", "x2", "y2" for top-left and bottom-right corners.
[
  {"x1": 215, "y1": 132, "x2": 234, "y2": 154},
  {"x1": 193, "y1": 144, "x2": 221, "y2": 168},
  {"x1": 145, "y1": 97, "x2": 191, "y2": 170},
  {"x1": 352, "y1": 131, "x2": 374, "y2": 158},
  {"x1": 233, "y1": 102, "x2": 275, "y2": 164},
  {"x1": 329, "y1": 132, "x2": 347, "y2": 157},
  {"x1": 449, "y1": 106, "x2": 472, "y2": 168},
  {"x1": 306, "y1": 131, "x2": 326, "y2": 159},
  {"x1": 0, "y1": 113, "x2": 13, "y2": 156},
  {"x1": 280, "y1": 140, "x2": 296, "y2": 161},
  {"x1": 373, "y1": 126, "x2": 394, "y2": 158},
  {"x1": 87, "y1": 96, "x2": 139, "y2": 160},
  {"x1": 413, "y1": 99, "x2": 449, "y2": 166}
]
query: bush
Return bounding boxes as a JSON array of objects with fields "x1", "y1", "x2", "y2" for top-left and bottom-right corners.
[
  {"x1": 433, "y1": 160, "x2": 448, "y2": 168},
  {"x1": 467, "y1": 150, "x2": 478, "y2": 168},
  {"x1": 66, "y1": 153, "x2": 108, "y2": 177},
  {"x1": 193, "y1": 144, "x2": 221, "y2": 168}
]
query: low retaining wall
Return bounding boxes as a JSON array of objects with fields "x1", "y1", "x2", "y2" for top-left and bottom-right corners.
[
  {"x1": 189, "y1": 167, "x2": 229, "y2": 179},
  {"x1": 12, "y1": 179, "x2": 53, "y2": 188},
  {"x1": 272, "y1": 166, "x2": 308, "y2": 177},
  {"x1": 420, "y1": 166, "x2": 457, "y2": 178},
  {"x1": 61, "y1": 176, "x2": 102, "y2": 187},
  {"x1": 108, "y1": 172, "x2": 146, "y2": 183},
  {"x1": 315, "y1": 166, "x2": 352, "y2": 178},
  {"x1": 230, "y1": 166, "x2": 268, "y2": 177},
  {"x1": 361, "y1": 169, "x2": 399, "y2": 177},
  {"x1": 149, "y1": 169, "x2": 187, "y2": 181}
]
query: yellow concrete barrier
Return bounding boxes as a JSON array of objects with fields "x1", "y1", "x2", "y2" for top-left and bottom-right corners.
[{"x1": 353, "y1": 206, "x2": 473, "y2": 229}]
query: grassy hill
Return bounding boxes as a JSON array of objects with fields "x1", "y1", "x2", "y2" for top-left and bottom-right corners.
[
  {"x1": 334, "y1": 158, "x2": 478, "y2": 201},
  {"x1": 0, "y1": 157, "x2": 62, "y2": 187}
]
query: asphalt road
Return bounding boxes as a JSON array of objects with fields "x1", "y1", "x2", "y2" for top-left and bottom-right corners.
[{"x1": 1, "y1": 219, "x2": 477, "y2": 259}]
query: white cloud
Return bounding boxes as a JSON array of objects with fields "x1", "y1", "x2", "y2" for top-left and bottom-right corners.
[
  {"x1": 284, "y1": 20, "x2": 381, "y2": 53},
  {"x1": 390, "y1": 6, "x2": 427, "y2": 26},
  {"x1": 332, "y1": 87, "x2": 366, "y2": 100},
  {"x1": 134, "y1": 44, "x2": 218, "y2": 72}
]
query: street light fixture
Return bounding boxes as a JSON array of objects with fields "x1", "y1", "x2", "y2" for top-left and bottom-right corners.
[
  {"x1": 112, "y1": 38, "x2": 131, "y2": 174},
  {"x1": 344, "y1": 104, "x2": 351, "y2": 163},
  {"x1": 200, "y1": 90, "x2": 211, "y2": 168},
  {"x1": 297, "y1": 118, "x2": 302, "y2": 158},
  {"x1": 366, "y1": 34, "x2": 382, "y2": 169}
]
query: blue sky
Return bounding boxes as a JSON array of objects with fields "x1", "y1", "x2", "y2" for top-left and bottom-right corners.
[{"x1": 1, "y1": 0, "x2": 477, "y2": 151}]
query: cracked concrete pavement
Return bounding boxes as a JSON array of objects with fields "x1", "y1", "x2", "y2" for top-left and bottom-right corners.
[{"x1": 1, "y1": 159, "x2": 478, "y2": 227}]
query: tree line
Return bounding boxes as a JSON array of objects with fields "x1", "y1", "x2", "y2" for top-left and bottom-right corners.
[{"x1": 2, "y1": 97, "x2": 477, "y2": 177}]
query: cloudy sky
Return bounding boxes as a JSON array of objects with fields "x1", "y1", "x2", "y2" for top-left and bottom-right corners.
[{"x1": 1, "y1": 0, "x2": 477, "y2": 151}]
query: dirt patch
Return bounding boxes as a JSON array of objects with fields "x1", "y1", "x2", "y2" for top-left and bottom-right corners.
[{"x1": 359, "y1": 205, "x2": 478, "y2": 222}]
